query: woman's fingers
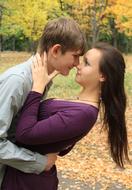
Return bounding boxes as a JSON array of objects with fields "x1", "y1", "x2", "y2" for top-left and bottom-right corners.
[
  {"x1": 43, "y1": 51, "x2": 48, "y2": 72},
  {"x1": 32, "y1": 55, "x2": 39, "y2": 70},
  {"x1": 34, "y1": 52, "x2": 48, "y2": 71},
  {"x1": 31, "y1": 52, "x2": 59, "y2": 86},
  {"x1": 35, "y1": 53, "x2": 42, "y2": 68}
]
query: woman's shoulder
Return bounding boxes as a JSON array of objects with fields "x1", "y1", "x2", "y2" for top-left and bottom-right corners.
[
  {"x1": 39, "y1": 98, "x2": 99, "y2": 131},
  {"x1": 42, "y1": 98, "x2": 99, "y2": 114}
]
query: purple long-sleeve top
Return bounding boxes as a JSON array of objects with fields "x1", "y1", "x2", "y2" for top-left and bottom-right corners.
[{"x1": 2, "y1": 91, "x2": 98, "y2": 190}]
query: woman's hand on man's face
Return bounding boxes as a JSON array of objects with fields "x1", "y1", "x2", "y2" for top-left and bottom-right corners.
[{"x1": 31, "y1": 52, "x2": 59, "y2": 94}]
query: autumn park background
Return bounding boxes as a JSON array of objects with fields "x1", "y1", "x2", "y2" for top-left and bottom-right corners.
[{"x1": 0, "y1": 0, "x2": 132, "y2": 190}]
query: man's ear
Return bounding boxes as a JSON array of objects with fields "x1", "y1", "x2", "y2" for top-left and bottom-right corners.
[{"x1": 50, "y1": 44, "x2": 62, "y2": 58}]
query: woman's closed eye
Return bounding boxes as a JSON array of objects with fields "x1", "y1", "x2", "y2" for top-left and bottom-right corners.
[{"x1": 83, "y1": 57, "x2": 90, "y2": 66}]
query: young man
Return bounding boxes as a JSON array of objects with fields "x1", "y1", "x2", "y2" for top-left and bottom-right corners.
[{"x1": 0, "y1": 17, "x2": 86, "y2": 187}]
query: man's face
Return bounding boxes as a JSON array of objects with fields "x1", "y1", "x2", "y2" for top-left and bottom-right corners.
[{"x1": 53, "y1": 50, "x2": 82, "y2": 76}]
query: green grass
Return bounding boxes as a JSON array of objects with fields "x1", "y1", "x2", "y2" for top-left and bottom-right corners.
[
  {"x1": 125, "y1": 72, "x2": 132, "y2": 94},
  {"x1": 47, "y1": 69, "x2": 81, "y2": 99}
]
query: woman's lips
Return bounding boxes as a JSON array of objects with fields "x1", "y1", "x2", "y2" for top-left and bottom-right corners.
[{"x1": 76, "y1": 71, "x2": 81, "y2": 75}]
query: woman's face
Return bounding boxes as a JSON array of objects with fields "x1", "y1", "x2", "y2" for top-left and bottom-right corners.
[{"x1": 75, "y1": 48, "x2": 104, "y2": 88}]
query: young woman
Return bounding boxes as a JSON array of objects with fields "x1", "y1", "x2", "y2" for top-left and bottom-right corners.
[{"x1": 2, "y1": 42, "x2": 129, "y2": 190}]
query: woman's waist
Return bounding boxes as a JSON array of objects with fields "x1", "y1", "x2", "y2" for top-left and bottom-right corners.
[
  {"x1": 17, "y1": 141, "x2": 76, "y2": 155},
  {"x1": 6, "y1": 164, "x2": 57, "y2": 177},
  {"x1": 39, "y1": 165, "x2": 57, "y2": 176}
]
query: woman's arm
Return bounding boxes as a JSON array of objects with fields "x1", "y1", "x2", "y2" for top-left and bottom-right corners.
[
  {"x1": 15, "y1": 53, "x2": 94, "y2": 146},
  {"x1": 15, "y1": 91, "x2": 91, "y2": 145}
]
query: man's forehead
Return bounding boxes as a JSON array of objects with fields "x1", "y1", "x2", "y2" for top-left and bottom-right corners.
[{"x1": 67, "y1": 49, "x2": 82, "y2": 56}]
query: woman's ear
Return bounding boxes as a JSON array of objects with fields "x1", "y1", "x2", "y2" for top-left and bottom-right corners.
[
  {"x1": 99, "y1": 73, "x2": 106, "y2": 82},
  {"x1": 50, "y1": 44, "x2": 62, "y2": 58}
]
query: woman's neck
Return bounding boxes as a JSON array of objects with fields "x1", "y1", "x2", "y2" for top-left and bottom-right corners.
[{"x1": 77, "y1": 87, "x2": 100, "y2": 103}]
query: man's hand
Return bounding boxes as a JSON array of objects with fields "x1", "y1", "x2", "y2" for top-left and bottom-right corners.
[{"x1": 45, "y1": 153, "x2": 58, "y2": 171}]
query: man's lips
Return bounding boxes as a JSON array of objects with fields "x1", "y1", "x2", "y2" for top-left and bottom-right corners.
[{"x1": 68, "y1": 66, "x2": 73, "y2": 70}]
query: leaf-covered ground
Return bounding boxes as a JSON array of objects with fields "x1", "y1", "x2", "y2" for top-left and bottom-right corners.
[
  {"x1": 57, "y1": 111, "x2": 132, "y2": 190},
  {"x1": 0, "y1": 51, "x2": 132, "y2": 190}
]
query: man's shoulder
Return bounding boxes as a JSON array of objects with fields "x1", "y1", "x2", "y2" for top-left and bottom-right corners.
[{"x1": 0, "y1": 56, "x2": 33, "y2": 82}]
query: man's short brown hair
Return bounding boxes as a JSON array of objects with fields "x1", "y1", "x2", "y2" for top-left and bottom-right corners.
[{"x1": 38, "y1": 17, "x2": 87, "y2": 55}]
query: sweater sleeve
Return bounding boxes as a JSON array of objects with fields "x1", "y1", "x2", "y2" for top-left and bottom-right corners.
[
  {"x1": 16, "y1": 91, "x2": 93, "y2": 145},
  {"x1": 59, "y1": 144, "x2": 75, "y2": 156}
]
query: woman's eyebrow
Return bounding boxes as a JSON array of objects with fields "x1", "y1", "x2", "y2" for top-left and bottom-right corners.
[{"x1": 83, "y1": 56, "x2": 87, "y2": 62}]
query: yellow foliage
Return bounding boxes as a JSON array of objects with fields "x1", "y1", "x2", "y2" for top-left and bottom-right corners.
[
  {"x1": 64, "y1": 0, "x2": 132, "y2": 37},
  {"x1": 107, "y1": 0, "x2": 132, "y2": 36},
  {"x1": 2, "y1": 0, "x2": 60, "y2": 40},
  {"x1": 1, "y1": 0, "x2": 132, "y2": 40}
]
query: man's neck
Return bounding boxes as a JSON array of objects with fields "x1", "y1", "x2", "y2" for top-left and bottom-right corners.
[{"x1": 47, "y1": 64, "x2": 55, "y2": 75}]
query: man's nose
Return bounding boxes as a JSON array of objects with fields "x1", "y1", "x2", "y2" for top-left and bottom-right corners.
[{"x1": 73, "y1": 58, "x2": 80, "y2": 67}]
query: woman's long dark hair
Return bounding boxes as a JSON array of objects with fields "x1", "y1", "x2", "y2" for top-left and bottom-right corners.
[{"x1": 93, "y1": 42, "x2": 129, "y2": 168}]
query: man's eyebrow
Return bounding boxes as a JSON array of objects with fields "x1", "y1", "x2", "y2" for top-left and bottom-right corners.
[{"x1": 74, "y1": 51, "x2": 83, "y2": 56}]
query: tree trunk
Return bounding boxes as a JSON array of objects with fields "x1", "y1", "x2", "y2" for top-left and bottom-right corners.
[
  {"x1": 92, "y1": 0, "x2": 97, "y2": 45},
  {"x1": 91, "y1": 0, "x2": 109, "y2": 45},
  {"x1": 12, "y1": 36, "x2": 16, "y2": 51},
  {"x1": 59, "y1": 0, "x2": 64, "y2": 11},
  {"x1": 110, "y1": 18, "x2": 117, "y2": 48}
]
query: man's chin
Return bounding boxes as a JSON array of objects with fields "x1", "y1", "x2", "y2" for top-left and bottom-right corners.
[{"x1": 60, "y1": 71, "x2": 69, "y2": 76}]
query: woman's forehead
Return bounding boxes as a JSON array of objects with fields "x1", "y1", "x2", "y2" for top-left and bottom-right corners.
[{"x1": 85, "y1": 48, "x2": 101, "y2": 59}]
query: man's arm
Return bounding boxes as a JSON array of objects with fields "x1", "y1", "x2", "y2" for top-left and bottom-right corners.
[{"x1": 0, "y1": 75, "x2": 54, "y2": 174}]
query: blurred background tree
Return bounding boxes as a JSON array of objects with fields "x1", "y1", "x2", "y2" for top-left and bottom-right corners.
[{"x1": 0, "y1": 0, "x2": 132, "y2": 53}]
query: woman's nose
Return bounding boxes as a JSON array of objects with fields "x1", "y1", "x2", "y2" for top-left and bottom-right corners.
[
  {"x1": 76, "y1": 63, "x2": 81, "y2": 70},
  {"x1": 77, "y1": 59, "x2": 84, "y2": 68}
]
